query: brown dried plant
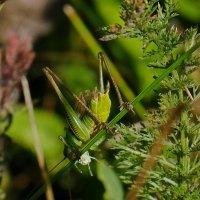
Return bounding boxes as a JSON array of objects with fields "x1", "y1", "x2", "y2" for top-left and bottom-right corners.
[{"x1": 0, "y1": 34, "x2": 35, "y2": 112}]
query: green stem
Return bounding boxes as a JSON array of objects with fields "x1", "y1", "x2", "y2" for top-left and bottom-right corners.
[{"x1": 26, "y1": 159, "x2": 73, "y2": 200}]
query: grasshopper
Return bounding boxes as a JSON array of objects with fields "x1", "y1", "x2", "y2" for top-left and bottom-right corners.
[{"x1": 44, "y1": 52, "x2": 133, "y2": 175}]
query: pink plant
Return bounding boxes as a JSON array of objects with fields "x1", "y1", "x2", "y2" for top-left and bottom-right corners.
[{"x1": 0, "y1": 34, "x2": 35, "y2": 110}]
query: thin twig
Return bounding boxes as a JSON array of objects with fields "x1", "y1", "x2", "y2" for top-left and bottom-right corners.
[
  {"x1": 184, "y1": 86, "x2": 194, "y2": 101},
  {"x1": 21, "y1": 75, "x2": 54, "y2": 200}
]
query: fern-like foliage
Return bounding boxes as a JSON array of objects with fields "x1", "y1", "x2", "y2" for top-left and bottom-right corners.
[
  {"x1": 102, "y1": 0, "x2": 200, "y2": 199},
  {"x1": 101, "y1": 0, "x2": 200, "y2": 69},
  {"x1": 110, "y1": 71, "x2": 200, "y2": 199}
]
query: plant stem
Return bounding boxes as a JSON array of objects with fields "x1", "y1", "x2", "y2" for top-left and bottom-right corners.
[{"x1": 21, "y1": 76, "x2": 55, "y2": 200}]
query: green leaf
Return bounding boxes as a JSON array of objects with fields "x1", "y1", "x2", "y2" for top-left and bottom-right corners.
[
  {"x1": 97, "y1": 162, "x2": 124, "y2": 200},
  {"x1": 7, "y1": 106, "x2": 66, "y2": 172},
  {"x1": 179, "y1": 0, "x2": 200, "y2": 22}
]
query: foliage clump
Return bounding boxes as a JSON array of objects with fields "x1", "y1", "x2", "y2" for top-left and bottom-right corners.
[
  {"x1": 102, "y1": 0, "x2": 200, "y2": 199},
  {"x1": 101, "y1": 0, "x2": 200, "y2": 70},
  {"x1": 111, "y1": 72, "x2": 200, "y2": 198}
]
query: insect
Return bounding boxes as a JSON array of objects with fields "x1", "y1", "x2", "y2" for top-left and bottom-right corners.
[{"x1": 44, "y1": 52, "x2": 133, "y2": 175}]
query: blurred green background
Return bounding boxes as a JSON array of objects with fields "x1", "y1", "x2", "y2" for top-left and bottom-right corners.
[{"x1": 2, "y1": 0, "x2": 200, "y2": 199}]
